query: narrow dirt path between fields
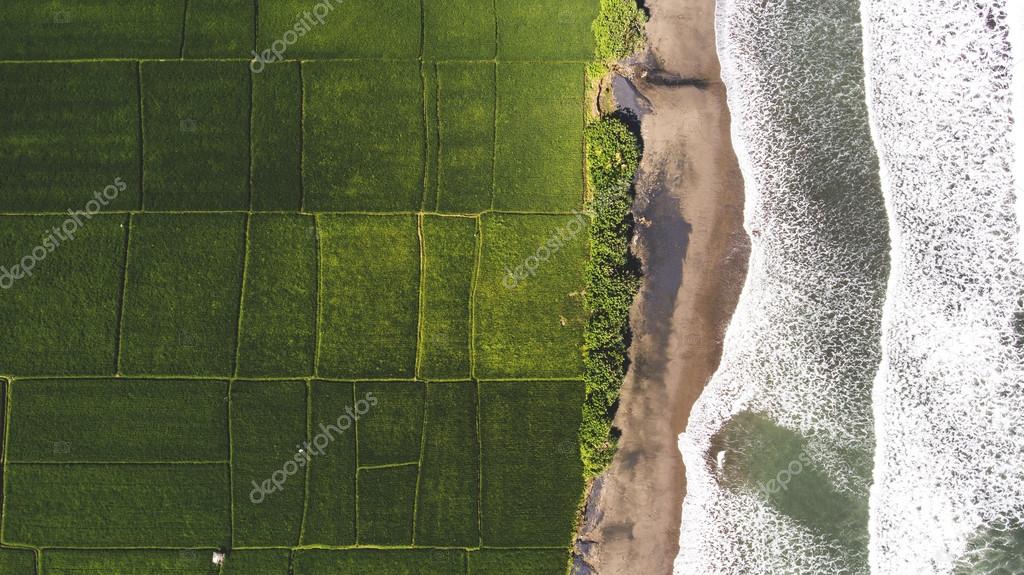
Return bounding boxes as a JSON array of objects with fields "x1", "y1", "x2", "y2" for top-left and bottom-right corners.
[{"x1": 574, "y1": 0, "x2": 749, "y2": 573}]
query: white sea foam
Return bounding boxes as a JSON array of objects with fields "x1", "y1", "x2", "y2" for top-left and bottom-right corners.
[
  {"x1": 862, "y1": 0, "x2": 1024, "y2": 572},
  {"x1": 674, "y1": 0, "x2": 888, "y2": 573}
]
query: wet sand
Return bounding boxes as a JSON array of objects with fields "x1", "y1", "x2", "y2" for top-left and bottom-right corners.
[{"x1": 574, "y1": 0, "x2": 748, "y2": 573}]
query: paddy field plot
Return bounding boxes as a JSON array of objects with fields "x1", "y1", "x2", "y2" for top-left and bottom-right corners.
[{"x1": 0, "y1": 1, "x2": 598, "y2": 572}]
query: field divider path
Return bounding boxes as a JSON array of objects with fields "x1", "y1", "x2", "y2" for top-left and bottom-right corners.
[
  {"x1": 490, "y1": 60, "x2": 498, "y2": 210},
  {"x1": 177, "y1": 0, "x2": 189, "y2": 59},
  {"x1": 433, "y1": 62, "x2": 442, "y2": 211},
  {"x1": 298, "y1": 61, "x2": 307, "y2": 213},
  {"x1": 227, "y1": 379, "x2": 236, "y2": 549},
  {"x1": 312, "y1": 214, "x2": 323, "y2": 378},
  {"x1": 297, "y1": 378, "x2": 313, "y2": 546},
  {"x1": 0, "y1": 209, "x2": 582, "y2": 217},
  {"x1": 411, "y1": 383, "x2": 429, "y2": 545},
  {"x1": 135, "y1": 61, "x2": 145, "y2": 210},
  {"x1": 0, "y1": 374, "x2": 580, "y2": 383},
  {"x1": 112, "y1": 214, "x2": 133, "y2": 374},
  {"x1": 231, "y1": 214, "x2": 253, "y2": 378},
  {"x1": 470, "y1": 218, "x2": 484, "y2": 547},
  {"x1": 352, "y1": 383, "x2": 360, "y2": 543},
  {"x1": 414, "y1": 214, "x2": 427, "y2": 379},
  {"x1": 0, "y1": 379, "x2": 10, "y2": 545},
  {"x1": 114, "y1": 214, "x2": 135, "y2": 375}
]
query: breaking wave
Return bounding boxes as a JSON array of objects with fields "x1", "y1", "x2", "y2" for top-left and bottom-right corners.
[
  {"x1": 674, "y1": 0, "x2": 889, "y2": 572},
  {"x1": 676, "y1": 0, "x2": 1024, "y2": 573},
  {"x1": 862, "y1": 0, "x2": 1024, "y2": 572}
]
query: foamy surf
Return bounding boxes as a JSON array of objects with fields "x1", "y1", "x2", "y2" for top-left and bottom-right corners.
[
  {"x1": 862, "y1": 0, "x2": 1024, "y2": 572},
  {"x1": 676, "y1": 0, "x2": 1024, "y2": 573},
  {"x1": 674, "y1": 0, "x2": 888, "y2": 572}
]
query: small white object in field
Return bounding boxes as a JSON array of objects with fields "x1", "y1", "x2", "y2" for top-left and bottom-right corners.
[{"x1": 212, "y1": 552, "x2": 225, "y2": 566}]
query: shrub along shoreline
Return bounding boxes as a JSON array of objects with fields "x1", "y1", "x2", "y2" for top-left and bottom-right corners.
[{"x1": 579, "y1": 0, "x2": 647, "y2": 480}]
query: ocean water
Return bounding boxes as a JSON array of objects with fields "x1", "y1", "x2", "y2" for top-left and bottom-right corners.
[{"x1": 675, "y1": 0, "x2": 1024, "y2": 573}]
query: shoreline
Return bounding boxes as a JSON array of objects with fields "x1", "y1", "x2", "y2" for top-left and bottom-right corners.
[{"x1": 575, "y1": 0, "x2": 749, "y2": 573}]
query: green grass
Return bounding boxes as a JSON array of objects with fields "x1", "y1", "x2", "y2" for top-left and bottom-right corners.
[
  {"x1": 415, "y1": 382, "x2": 479, "y2": 547},
  {"x1": 317, "y1": 215, "x2": 420, "y2": 378},
  {"x1": 0, "y1": 214, "x2": 125, "y2": 375},
  {"x1": 479, "y1": 380, "x2": 583, "y2": 547},
  {"x1": 183, "y1": 0, "x2": 253, "y2": 58},
  {"x1": 475, "y1": 214, "x2": 588, "y2": 379},
  {"x1": 252, "y1": 62, "x2": 303, "y2": 211},
  {"x1": 7, "y1": 379, "x2": 227, "y2": 462},
  {"x1": 237, "y1": 214, "x2": 318, "y2": 377},
  {"x1": 42, "y1": 549, "x2": 219, "y2": 575},
  {"x1": 0, "y1": 547, "x2": 35, "y2": 573},
  {"x1": 257, "y1": 0, "x2": 420, "y2": 59},
  {"x1": 355, "y1": 382, "x2": 424, "y2": 466},
  {"x1": 4, "y1": 463, "x2": 230, "y2": 547},
  {"x1": 495, "y1": 62, "x2": 585, "y2": 211},
  {"x1": 357, "y1": 464, "x2": 419, "y2": 545},
  {"x1": 302, "y1": 380, "x2": 357, "y2": 546},
  {"x1": 437, "y1": 63, "x2": 495, "y2": 213},
  {"x1": 221, "y1": 549, "x2": 292, "y2": 575},
  {"x1": 496, "y1": 0, "x2": 598, "y2": 60},
  {"x1": 0, "y1": 1, "x2": 183, "y2": 59},
  {"x1": 419, "y1": 216, "x2": 476, "y2": 379},
  {"x1": 141, "y1": 61, "x2": 250, "y2": 210},
  {"x1": 0, "y1": 62, "x2": 140, "y2": 212},
  {"x1": 468, "y1": 549, "x2": 569, "y2": 574},
  {"x1": 120, "y1": 214, "x2": 246, "y2": 376},
  {"x1": 293, "y1": 549, "x2": 464, "y2": 574},
  {"x1": 303, "y1": 61, "x2": 423, "y2": 211},
  {"x1": 231, "y1": 380, "x2": 307, "y2": 546},
  {"x1": 424, "y1": 0, "x2": 496, "y2": 60}
]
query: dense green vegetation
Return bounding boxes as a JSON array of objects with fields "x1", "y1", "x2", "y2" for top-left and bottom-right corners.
[
  {"x1": 468, "y1": 549, "x2": 570, "y2": 574},
  {"x1": 475, "y1": 214, "x2": 589, "y2": 378},
  {"x1": 495, "y1": 63, "x2": 586, "y2": 211},
  {"x1": 0, "y1": 1, "x2": 184, "y2": 59},
  {"x1": 7, "y1": 379, "x2": 228, "y2": 462},
  {"x1": 437, "y1": 63, "x2": 496, "y2": 213},
  {"x1": 4, "y1": 463, "x2": 230, "y2": 547},
  {"x1": 0, "y1": 214, "x2": 125, "y2": 374},
  {"x1": 304, "y1": 61, "x2": 425, "y2": 211},
  {"x1": 221, "y1": 549, "x2": 292, "y2": 575},
  {"x1": 317, "y1": 215, "x2": 420, "y2": 378},
  {"x1": 419, "y1": 216, "x2": 477, "y2": 378},
  {"x1": 358, "y1": 464, "x2": 420, "y2": 544},
  {"x1": 142, "y1": 61, "x2": 251, "y2": 210},
  {"x1": 42, "y1": 549, "x2": 220, "y2": 575},
  {"x1": 580, "y1": 117, "x2": 643, "y2": 477},
  {"x1": 479, "y1": 381, "x2": 584, "y2": 546},
  {"x1": 496, "y1": 0, "x2": 599, "y2": 60},
  {"x1": 230, "y1": 380, "x2": 307, "y2": 546},
  {"x1": 423, "y1": 0, "x2": 497, "y2": 59},
  {"x1": 303, "y1": 380, "x2": 358, "y2": 545},
  {"x1": 591, "y1": 0, "x2": 648, "y2": 76},
  {"x1": 0, "y1": 1, "x2": 624, "y2": 571},
  {"x1": 415, "y1": 382, "x2": 480, "y2": 546},
  {"x1": 251, "y1": 62, "x2": 303, "y2": 211},
  {"x1": 236, "y1": 214, "x2": 318, "y2": 377},
  {"x1": 120, "y1": 214, "x2": 246, "y2": 376},
  {"x1": 0, "y1": 63, "x2": 139, "y2": 212},
  {"x1": 293, "y1": 549, "x2": 465, "y2": 574}
]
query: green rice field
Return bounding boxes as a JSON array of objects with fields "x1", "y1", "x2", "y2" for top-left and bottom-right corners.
[{"x1": 0, "y1": 0, "x2": 601, "y2": 572}]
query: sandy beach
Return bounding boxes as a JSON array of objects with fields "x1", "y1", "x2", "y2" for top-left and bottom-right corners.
[{"x1": 575, "y1": 0, "x2": 748, "y2": 573}]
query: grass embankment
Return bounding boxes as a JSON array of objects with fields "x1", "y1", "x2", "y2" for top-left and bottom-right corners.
[{"x1": 579, "y1": 0, "x2": 647, "y2": 479}]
